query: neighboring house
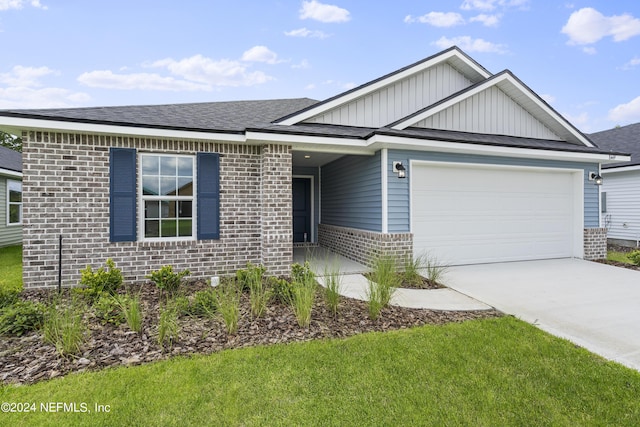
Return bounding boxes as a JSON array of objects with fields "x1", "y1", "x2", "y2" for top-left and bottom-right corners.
[
  {"x1": 589, "y1": 123, "x2": 640, "y2": 247},
  {"x1": 0, "y1": 145, "x2": 22, "y2": 247},
  {"x1": 0, "y1": 47, "x2": 629, "y2": 288}
]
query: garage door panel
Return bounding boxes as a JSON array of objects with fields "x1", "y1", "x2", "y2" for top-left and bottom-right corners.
[{"x1": 411, "y1": 163, "x2": 577, "y2": 265}]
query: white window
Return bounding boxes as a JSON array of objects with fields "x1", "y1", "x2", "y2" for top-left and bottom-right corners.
[
  {"x1": 140, "y1": 154, "x2": 195, "y2": 240},
  {"x1": 7, "y1": 179, "x2": 22, "y2": 226}
]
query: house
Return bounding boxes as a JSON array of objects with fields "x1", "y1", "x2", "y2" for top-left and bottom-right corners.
[
  {"x1": 0, "y1": 46, "x2": 629, "y2": 288},
  {"x1": 589, "y1": 123, "x2": 640, "y2": 247},
  {"x1": 0, "y1": 145, "x2": 22, "y2": 248}
]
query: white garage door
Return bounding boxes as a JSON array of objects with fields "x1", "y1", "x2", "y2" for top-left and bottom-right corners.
[{"x1": 411, "y1": 162, "x2": 580, "y2": 266}]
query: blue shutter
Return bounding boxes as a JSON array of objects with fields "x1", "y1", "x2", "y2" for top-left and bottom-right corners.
[
  {"x1": 109, "y1": 148, "x2": 137, "y2": 242},
  {"x1": 197, "y1": 152, "x2": 220, "y2": 240}
]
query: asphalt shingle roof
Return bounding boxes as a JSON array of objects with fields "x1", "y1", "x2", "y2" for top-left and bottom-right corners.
[
  {"x1": 589, "y1": 123, "x2": 640, "y2": 168},
  {"x1": 0, "y1": 145, "x2": 22, "y2": 173}
]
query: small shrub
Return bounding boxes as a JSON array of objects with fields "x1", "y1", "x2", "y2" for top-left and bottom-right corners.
[
  {"x1": 157, "y1": 303, "x2": 179, "y2": 348},
  {"x1": 190, "y1": 289, "x2": 218, "y2": 318},
  {"x1": 147, "y1": 265, "x2": 190, "y2": 297},
  {"x1": 43, "y1": 298, "x2": 86, "y2": 357},
  {"x1": 290, "y1": 263, "x2": 316, "y2": 328},
  {"x1": 0, "y1": 287, "x2": 19, "y2": 309},
  {"x1": 79, "y1": 258, "x2": 123, "y2": 299},
  {"x1": 241, "y1": 263, "x2": 271, "y2": 319},
  {"x1": 628, "y1": 250, "x2": 640, "y2": 266},
  {"x1": 0, "y1": 300, "x2": 45, "y2": 336},
  {"x1": 423, "y1": 253, "x2": 449, "y2": 286},
  {"x1": 402, "y1": 254, "x2": 425, "y2": 287},
  {"x1": 93, "y1": 293, "x2": 125, "y2": 325},
  {"x1": 172, "y1": 295, "x2": 192, "y2": 317},
  {"x1": 323, "y1": 264, "x2": 342, "y2": 317},
  {"x1": 268, "y1": 276, "x2": 295, "y2": 305},
  {"x1": 216, "y1": 280, "x2": 241, "y2": 334},
  {"x1": 236, "y1": 263, "x2": 266, "y2": 291}
]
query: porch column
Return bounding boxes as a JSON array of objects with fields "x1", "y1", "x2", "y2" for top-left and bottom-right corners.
[{"x1": 260, "y1": 144, "x2": 293, "y2": 276}]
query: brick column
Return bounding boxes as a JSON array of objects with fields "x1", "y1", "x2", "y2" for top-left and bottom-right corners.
[
  {"x1": 260, "y1": 144, "x2": 293, "y2": 276},
  {"x1": 584, "y1": 227, "x2": 607, "y2": 260}
]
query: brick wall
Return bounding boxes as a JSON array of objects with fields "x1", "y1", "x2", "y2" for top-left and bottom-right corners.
[
  {"x1": 21, "y1": 131, "x2": 292, "y2": 288},
  {"x1": 318, "y1": 223, "x2": 412, "y2": 267},
  {"x1": 584, "y1": 227, "x2": 607, "y2": 260}
]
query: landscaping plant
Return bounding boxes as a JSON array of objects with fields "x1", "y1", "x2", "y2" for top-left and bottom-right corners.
[
  {"x1": 366, "y1": 255, "x2": 400, "y2": 320},
  {"x1": 268, "y1": 276, "x2": 295, "y2": 305},
  {"x1": 118, "y1": 293, "x2": 143, "y2": 334},
  {"x1": 423, "y1": 253, "x2": 449, "y2": 286},
  {"x1": 190, "y1": 289, "x2": 218, "y2": 318},
  {"x1": 628, "y1": 250, "x2": 640, "y2": 266},
  {"x1": 0, "y1": 300, "x2": 45, "y2": 336},
  {"x1": 93, "y1": 293, "x2": 126, "y2": 325},
  {"x1": 290, "y1": 262, "x2": 316, "y2": 328},
  {"x1": 216, "y1": 279, "x2": 241, "y2": 334},
  {"x1": 79, "y1": 258, "x2": 123, "y2": 299},
  {"x1": 402, "y1": 254, "x2": 425, "y2": 287},
  {"x1": 157, "y1": 302, "x2": 180, "y2": 348},
  {"x1": 43, "y1": 298, "x2": 87, "y2": 357},
  {"x1": 323, "y1": 264, "x2": 342, "y2": 317},
  {"x1": 147, "y1": 265, "x2": 190, "y2": 297}
]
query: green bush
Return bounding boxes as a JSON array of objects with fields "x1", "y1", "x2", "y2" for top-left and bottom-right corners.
[
  {"x1": 79, "y1": 258, "x2": 123, "y2": 299},
  {"x1": 628, "y1": 250, "x2": 640, "y2": 266},
  {"x1": 367, "y1": 255, "x2": 399, "y2": 320},
  {"x1": 289, "y1": 263, "x2": 317, "y2": 328},
  {"x1": 147, "y1": 265, "x2": 190, "y2": 297},
  {"x1": 158, "y1": 303, "x2": 179, "y2": 348},
  {"x1": 93, "y1": 294, "x2": 126, "y2": 325},
  {"x1": 216, "y1": 280, "x2": 241, "y2": 334},
  {"x1": 0, "y1": 300, "x2": 45, "y2": 336},
  {"x1": 190, "y1": 289, "x2": 218, "y2": 318},
  {"x1": 268, "y1": 276, "x2": 295, "y2": 305},
  {"x1": 118, "y1": 294, "x2": 143, "y2": 334}
]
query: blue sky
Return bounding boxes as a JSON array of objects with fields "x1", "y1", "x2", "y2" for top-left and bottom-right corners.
[{"x1": 1, "y1": 0, "x2": 639, "y2": 132}]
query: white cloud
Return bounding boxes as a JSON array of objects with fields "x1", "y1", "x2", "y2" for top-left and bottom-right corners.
[
  {"x1": 241, "y1": 46, "x2": 282, "y2": 64},
  {"x1": 563, "y1": 111, "x2": 590, "y2": 129},
  {"x1": 0, "y1": 0, "x2": 47, "y2": 10},
  {"x1": 608, "y1": 96, "x2": 640, "y2": 123},
  {"x1": 460, "y1": 0, "x2": 528, "y2": 11},
  {"x1": 470, "y1": 13, "x2": 501, "y2": 26},
  {"x1": 284, "y1": 27, "x2": 331, "y2": 39},
  {"x1": 405, "y1": 12, "x2": 465, "y2": 27},
  {"x1": 432, "y1": 36, "x2": 507, "y2": 53},
  {"x1": 582, "y1": 46, "x2": 597, "y2": 55},
  {"x1": 299, "y1": 0, "x2": 350, "y2": 23},
  {"x1": 562, "y1": 7, "x2": 640, "y2": 46},
  {"x1": 0, "y1": 65, "x2": 56, "y2": 87},
  {"x1": 0, "y1": 87, "x2": 89, "y2": 109},
  {"x1": 77, "y1": 70, "x2": 211, "y2": 91},
  {"x1": 292, "y1": 59, "x2": 311, "y2": 69},
  {"x1": 79, "y1": 54, "x2": 274, "y2": 91},
  {"x1": 621, "y1": 57, "x2": 640, "y2": 70}
]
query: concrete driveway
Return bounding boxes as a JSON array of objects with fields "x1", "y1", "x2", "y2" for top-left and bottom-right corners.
[{"x1": 445, "y1": 258, "x2": 640, "y2": 371}]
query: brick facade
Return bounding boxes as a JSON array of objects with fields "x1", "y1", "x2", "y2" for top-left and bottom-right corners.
[
  {"x1": 21, "y1": 131, "x2": 292, "y2": 288},
  {"x1": 583, "y1": 227, "x2": 607, "y2": 260},
  {"x1": 318, "y1": 223, "x2": 413, "y2": 267}
]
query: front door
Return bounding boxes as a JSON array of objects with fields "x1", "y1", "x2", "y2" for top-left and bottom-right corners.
[{"x1": 292, "y1": 178, "x2": 311, "y2": 243}]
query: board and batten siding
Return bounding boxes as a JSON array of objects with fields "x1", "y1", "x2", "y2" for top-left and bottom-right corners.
[
  {"x1": 0, "y1": 177, "x2": 22, "y2": 247},
  {"x1": 386, "y1": 150, "x2": 600, "y2": 232},
  {"x1": 320, "y1": 152, "x2": 382, "y2": 232},
  {"x1": 414, "y1": 85, "x2": 561, "y2": 140},
  {"x1": 602, "y1": 170, "x2": 640, "y2": 243},
  {"x1": 305, "y1": 63, "x2": 473, "y2": 128}
]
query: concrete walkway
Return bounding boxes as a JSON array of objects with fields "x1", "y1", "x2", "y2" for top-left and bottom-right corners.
[
  {"x1": 445, "y1": 259, "x2": 640, "y2": 371},
  {"x1": 295, "y1": 247, "x2": 492, "y2": 311}
]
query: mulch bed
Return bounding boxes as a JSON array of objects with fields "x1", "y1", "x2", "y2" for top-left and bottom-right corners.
[
  {"x1": 362, "y1": 273, "x2": 445, "y2": 290},
  {"x1": 1, "y1": 282, "x2": 501, "y2": 386}
]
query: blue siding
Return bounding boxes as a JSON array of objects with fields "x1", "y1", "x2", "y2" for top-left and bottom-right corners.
[
  {"x1": 293, "y1": 166, "x2": 320, "y2": 242},
  {"x1": 321, "y1": 152, "x2": 382, "y2": 232},
  {"x1": 387, "y1": 149, "x2": 600, "y2": 232}
]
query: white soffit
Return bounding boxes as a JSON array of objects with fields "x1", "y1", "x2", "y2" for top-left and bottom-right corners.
[
  {"x1": 392, "y1": 72, "x2": 594, "y2": 148},
  {"x1": 275, "y1": 47, "x2": 491, "y2": 126}
]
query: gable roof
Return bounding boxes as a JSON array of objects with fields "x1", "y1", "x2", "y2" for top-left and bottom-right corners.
[
  {"x1": 589, "y1": 123, "x2": 640, "y2": 169},
  {"x1": 0, "y1": 145, "x2": 22, "y2": 174},
  {"x1": 389, "y1": 70, "x2": 593, "y2": 147},
  {"x1": 274, "y1": 46, "x2": 491, "y2": 126}
]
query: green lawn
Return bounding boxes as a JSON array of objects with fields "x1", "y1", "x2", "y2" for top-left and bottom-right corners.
[
  {"x1": 0, "y1": 245, "x2": 22, "y2": 292},
  {"x1": 1, "y1": 317, "x2": 639, "y2": 426}
]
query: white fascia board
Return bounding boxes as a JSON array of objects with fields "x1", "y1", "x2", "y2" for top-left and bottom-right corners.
[
  {"x1": 601, "y1": 165, "x2": 640, "y2": 174},
  {"x1": 276, "y1": 49, "x2": 491, "y2": 126},
  {"x1": 246, "y1": 131, "x2": 372, "y2": 155},
  {"x1": 391, "y1": 73, "x2": 594, "y2": 148},
  {"x1": 368, "y1": 133, "x2": 629, "y2": 164},
  {"x1": 0, "y1": 116, "x2": 246, "y2": 142},
  {"x1": 0, "y1": 168, "x2": 22, "y2": 179}
]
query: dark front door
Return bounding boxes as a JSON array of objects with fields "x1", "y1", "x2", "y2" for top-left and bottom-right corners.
[{"x1": 292, "y1": 178, "x2": 311, "y2": 243}]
